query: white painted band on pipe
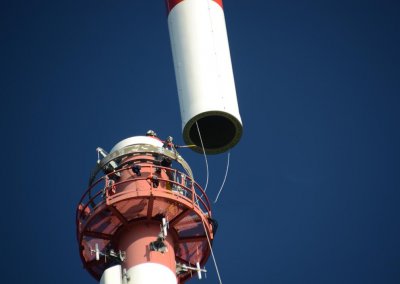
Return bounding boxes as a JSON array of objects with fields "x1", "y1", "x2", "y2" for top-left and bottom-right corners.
[
  {"x1": 126, "y1": 263, "x2": 177, "y2": 284},
  {"x1": 168, "y1": 0, "x2": 242, "y2": 154},
  {"x1": 100, "y1": 265, "x2": 122, "y2": 284}
]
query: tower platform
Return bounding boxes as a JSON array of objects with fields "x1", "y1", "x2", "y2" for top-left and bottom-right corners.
[{"x1": 76, "y1": 136, "x2": 215, "y2": 283}]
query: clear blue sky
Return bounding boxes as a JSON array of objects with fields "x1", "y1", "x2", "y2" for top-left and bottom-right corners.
[{"x1": 1, "y1": 0, "x2": 399, "y2": 283}]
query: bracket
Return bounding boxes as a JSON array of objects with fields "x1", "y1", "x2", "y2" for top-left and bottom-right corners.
[
  {"x1": 90, "y1": 243, "x2": 126, "y2": 263},
  {"x1": 176, "y1": 262, "x2": 207, "y2": 279},
  {"x1": 149, "y1": 217, "x2": 170, "y2": 253},
  {"x1": 161, "y1": 217, "x2": 169, "y2": 238}
]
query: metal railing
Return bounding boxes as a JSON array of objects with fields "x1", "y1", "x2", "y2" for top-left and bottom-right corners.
[{"x1": 76, "y1": 162, "x2": 211, "y2": 228}]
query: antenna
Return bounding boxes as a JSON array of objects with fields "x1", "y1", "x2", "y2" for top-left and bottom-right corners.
[
  {"x1": 196, "y1": 262, "x2": 202, "y2": 280},
  {"x1": 162, "y1": 217, "x2": 168, "y2": 238}
]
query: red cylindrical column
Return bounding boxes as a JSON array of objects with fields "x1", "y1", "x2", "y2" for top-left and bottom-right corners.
[{"x1": 113, "y1": 221, "x2": 178, "y2": 283}]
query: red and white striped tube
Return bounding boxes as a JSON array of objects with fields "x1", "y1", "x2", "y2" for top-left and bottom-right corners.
[
  {"x1": 118, "y1": 223, "x2": 177, "y2": 284},
  {"x1": 100, "y1": 223, "x2": 177, "y2": 284},
  {"x1": 166, "y1": 0, "x2": 242, "y2": 154}
]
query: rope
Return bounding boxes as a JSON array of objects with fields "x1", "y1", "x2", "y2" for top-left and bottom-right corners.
[
  {"x1": 202, "y1": 219, "x2": 223, "y2": 284},
  {"x1": 196, "y1": 121, "x2": 209, "y2": 192},
  {"x1": 214, "y1": 152, "x2": 230, "y2": 204}
]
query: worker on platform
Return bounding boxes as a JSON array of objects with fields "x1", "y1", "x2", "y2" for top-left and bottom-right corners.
[
  {"x1": 162, "y1": 136, "x2": 187, "y2": 194},
  {"x1": 146, "y1": 129, "x2": 156, "y2": 137},
  {"x1": 161, "y1": 136, "x2": 175, "y2": 187},
  {"x1": 146, "y1": 129, "x2": 162, "y2": 141},
  {"x1": 163, "y1": 136, "x2": 175, "y2": 151},
  {"x1": 147, "y1": 130, "x2": 185, "y2": 150},
  {"x1": 146, "y1": 130, "x2": 175, "y2": 188}
]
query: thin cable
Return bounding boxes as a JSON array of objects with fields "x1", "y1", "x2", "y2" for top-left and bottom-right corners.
[
  {"x1": 196, "y1": 121, "x2": 209, "y2": 192},
  {"x1": 202, "y1": 219, "x2": 223, "y2": 284},
  {"x1": 214, "y1": 152, "x2": 230, "y2": 204}
]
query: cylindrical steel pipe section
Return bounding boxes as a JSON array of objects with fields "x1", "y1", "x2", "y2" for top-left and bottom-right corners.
[
  {"x1": 117, "y1": 222, "x2": 177, "y2": 284},
  {"x1": 99, "y1": 223, "x2": 177, "y2": 284},
  {"x1": 167, "y1": 0, "x2": 242, "y2": 154}
]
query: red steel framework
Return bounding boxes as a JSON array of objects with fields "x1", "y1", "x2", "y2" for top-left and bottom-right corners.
[{"x1": 76, "y1": 145, "x2": 215, "y2": 283}]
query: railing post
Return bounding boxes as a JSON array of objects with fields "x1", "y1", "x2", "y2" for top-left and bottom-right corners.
[{"x1": 191, "y1": 179, "x2": 195, "y2": 205}]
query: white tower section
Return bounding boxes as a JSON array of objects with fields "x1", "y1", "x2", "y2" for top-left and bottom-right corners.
[
  {"x1": 167, "y1": 0, "x2": 242, "y2": 154},
  {"x1": 125, "y1": 263, "x2": 177, "y2": 284},
  {"x1": 99, "y1": 264, "x2": 176, "y2": 284}
]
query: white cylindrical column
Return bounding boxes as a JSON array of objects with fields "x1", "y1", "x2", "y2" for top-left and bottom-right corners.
[
  {"x1": 167, "y1": 0, "x2": 242, "y2": 154},
  {"x1": 100, "y1": 265, "x2": 122, "y2": 284},
  {"x1": 99, "y1": 263, "x2": 176, "y2": 284},
  {"x1": 126, "y1": 263, "x2": 177, "y2": 284}
]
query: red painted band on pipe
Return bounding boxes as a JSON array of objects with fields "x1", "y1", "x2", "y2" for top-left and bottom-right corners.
[{"x1": 165, "y1": 0, "x2": 223, "y2": 14}]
